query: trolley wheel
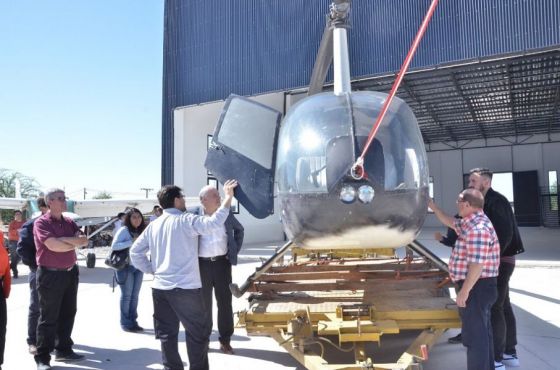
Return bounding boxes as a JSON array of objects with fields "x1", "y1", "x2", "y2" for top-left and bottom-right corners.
[{"x1": 86, "y1": 252, "x2": 96, "y2": 268}]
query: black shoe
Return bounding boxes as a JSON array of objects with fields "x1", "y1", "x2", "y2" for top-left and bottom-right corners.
[
  {"x1": 123, "y1": 325, "x2": 144, "y2": 333},
  {"x1": 448, "y1": 333, "x2": 462, "y2": 344},
  {"x1": 37, "y1": 363, "x2": 51, "y2": 370},
  {"x1": 220, "y1": 342, "x2": 234, "y2": 355},
  {"x1": 54, "y1": 350, "x2": 85, "y2": 362}
]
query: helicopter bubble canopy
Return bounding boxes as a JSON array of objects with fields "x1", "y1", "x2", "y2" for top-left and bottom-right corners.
[
  {"x1": 204, "y1": 92, "x2": 430, "y2": 250},
  {"x1": 275, "y1": 91, "x2": 430, "y2": 249}
]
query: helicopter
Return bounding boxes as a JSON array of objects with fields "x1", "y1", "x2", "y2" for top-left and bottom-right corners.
[{"x1": 205, "y1": 0, "x2": 432, "y2": 252}]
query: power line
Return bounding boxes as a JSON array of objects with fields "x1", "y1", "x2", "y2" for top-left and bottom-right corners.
[{"x1": 140, "y1": 188, "x2": 153, "y2": 199}]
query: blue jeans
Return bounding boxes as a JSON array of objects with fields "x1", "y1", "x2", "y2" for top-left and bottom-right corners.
[
  {"x1": 459, "y1": 277, "x2": 498, "y2": 370},
  {"x1": 115, "y1": 265, "x2": 143, "y2": 329},
  {"x1": 28, "y1": 268, "x2": 39, "y2": 345}
]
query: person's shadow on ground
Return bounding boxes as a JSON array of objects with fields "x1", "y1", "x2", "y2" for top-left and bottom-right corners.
[{"x1": 54, "y1": 344, "x2": 165, "y2": 370}]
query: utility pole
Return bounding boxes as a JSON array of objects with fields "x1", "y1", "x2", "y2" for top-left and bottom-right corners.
[
  {"x1": 140, "y1": 188, "x2": 153, "y2": 199},
  {"x1": 83, "y1": 187, "x2": 87, "y2": 200}
]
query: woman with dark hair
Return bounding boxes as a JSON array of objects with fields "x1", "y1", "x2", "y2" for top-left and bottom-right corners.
[{"x1": 110, "y1": 208, "x2": 146, "y2": 332}]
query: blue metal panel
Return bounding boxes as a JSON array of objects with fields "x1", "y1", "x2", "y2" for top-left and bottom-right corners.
[{"x1": 162, "y1": 0, "x2": 560, "y2": 184}]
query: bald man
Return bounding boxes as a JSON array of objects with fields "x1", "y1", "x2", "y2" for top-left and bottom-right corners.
[
  {"x1": 430, "y1": 189, "x2": 500, "y2": 370},
  {"x1": 193, "y1": 185, "x2": 244, "y2": 355}
]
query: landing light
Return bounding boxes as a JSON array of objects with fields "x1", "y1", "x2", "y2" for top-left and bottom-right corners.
[
  {"x1": 358, "y1": 185, "x2": 375, "y2": 204},
  {"x1": 339, "y1": 186, "x2": 356, "y2": 204}
]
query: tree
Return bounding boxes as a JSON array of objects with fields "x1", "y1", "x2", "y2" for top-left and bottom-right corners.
[
  {"x1": 0, "y1": 168, "x2": 41, "y2": 223},
  {"x1": 92, "y1": 191, "x2": 112, "y2": 199},
  {"x1": 0, "y1": 168, "x2": 41, "y2": 198}
]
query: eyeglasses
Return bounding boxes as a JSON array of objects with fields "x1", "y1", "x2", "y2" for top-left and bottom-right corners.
[{"x1": 53, "y1": 196, "x2": 66, "y2": 202}]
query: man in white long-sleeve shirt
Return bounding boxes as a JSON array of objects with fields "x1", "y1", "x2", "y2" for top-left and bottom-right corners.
[{"x1": 130, "y1": 180, "x2": 238, "y2": 370}]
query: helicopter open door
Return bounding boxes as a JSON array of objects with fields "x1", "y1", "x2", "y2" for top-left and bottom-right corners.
[{"x1": 204, "y1": 95, "x2": 282, "y2": 219}]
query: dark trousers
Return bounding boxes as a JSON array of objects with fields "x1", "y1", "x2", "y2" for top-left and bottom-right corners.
[
  {"x1": 0, "y1": 289, "x2": 6, "y2": 365},
  {"x1": 34, "y1": 266, "x2": 79, "y2": 364},
  {"x1": 8, "y1": 241, "x2": 20, "y2": 276},
  {"x1": 458, "y1": 277, "x2": 497, "y2": 370},
  {"x1": 28, "y1": 268, "x2": 40, "y2": 345},
  {"x1": 152, "y1": 288, "x2": 211, "y2": 370},
  {"x1": 199, "y1": 258, "x2": 234, "y2": 345},
  {"x1": 491, "y1": 262, "x2": 517, "y2": 360}
]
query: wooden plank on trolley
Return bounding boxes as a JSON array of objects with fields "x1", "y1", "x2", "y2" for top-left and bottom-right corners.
[
  {"x1": 268, "y1": 260, "x2": 434, "y2": 273},
  {"x1": 252, "y1": 277, "x2": 443, "y2": 293},
  {"x1": 257, "y1": 270, "x2": 446, "y2": 282}
]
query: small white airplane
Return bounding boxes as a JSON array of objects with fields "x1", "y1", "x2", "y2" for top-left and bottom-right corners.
[
  {"x1": 0, "y1": 196, "x2": 161, "y2": 268},
  {"x1": 0, "y1": 197, "x2": 159, "y2": 220}
]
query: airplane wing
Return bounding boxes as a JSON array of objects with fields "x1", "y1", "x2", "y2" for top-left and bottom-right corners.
[
  {"x1": 73, "y1": 197, "x2": 200, "y2": 218},
  {"x1": 61, "y1": 212, "x2": 111, "y2": 228},
  {"x1": 72, "y1": 199, "x2": 159, "y2": 218},
  {"x1": 0, "y1": 197, "x2": 27, "y2": 210}
]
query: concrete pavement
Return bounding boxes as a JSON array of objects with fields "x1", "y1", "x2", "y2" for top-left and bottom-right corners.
[{"x1": 3, "y1": 226, "x2": 559, "y2": 369}]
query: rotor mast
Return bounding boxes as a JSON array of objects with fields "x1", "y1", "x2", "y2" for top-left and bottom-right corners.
[
  {"x1": 307, "y1": 0, "x2": 352, "y2": 96},
  {"x1": 331, "y1": 1, "x2": 352, "y2": 95}
]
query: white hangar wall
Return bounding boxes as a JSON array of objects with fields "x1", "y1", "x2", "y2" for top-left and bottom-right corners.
[
  {"x1": 424, "y1": 135, "x2": 560, "y2": 227},
  {"x1": 174, "y1": 91, "x2": 560, "y2": 243}
]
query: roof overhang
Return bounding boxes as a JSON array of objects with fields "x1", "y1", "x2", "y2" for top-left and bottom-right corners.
[{"x1": 351, "y1": 48, "x2": 560, "y2": 144}]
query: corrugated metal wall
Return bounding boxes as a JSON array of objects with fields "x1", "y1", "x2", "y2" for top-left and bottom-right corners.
[{"x1": 162, "y1": 0, "x2": 560, "y2": 184}]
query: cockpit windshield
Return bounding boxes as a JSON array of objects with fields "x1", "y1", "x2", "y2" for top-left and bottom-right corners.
[{"x1": 276, "y1": 91, "x2": 428, "y2": 194}]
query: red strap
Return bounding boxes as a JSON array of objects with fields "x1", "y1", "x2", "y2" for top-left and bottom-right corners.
[{"x1": 353, "y1": 0, "x2": 440, "y2": 179}]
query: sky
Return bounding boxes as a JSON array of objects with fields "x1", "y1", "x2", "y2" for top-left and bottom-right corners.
[{"x1": 0, "y1": 1, "x2": 164, "y2": 200}]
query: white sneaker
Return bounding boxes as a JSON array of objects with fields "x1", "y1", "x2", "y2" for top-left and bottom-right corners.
[
  {"x1": 495, "y1": 361, "x2": 505, "y2": 369},
  {"x1": 502, "y1": 353, "x2": 520, "y2": 367}
]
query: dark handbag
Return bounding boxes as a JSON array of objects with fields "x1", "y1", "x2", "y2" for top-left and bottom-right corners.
[{"x1": 104, "y1": 248, "x2": 130, "y2": 270}]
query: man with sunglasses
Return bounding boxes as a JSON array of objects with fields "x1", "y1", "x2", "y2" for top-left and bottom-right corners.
[
  {"x1": 33, "y1": 189, "x2": 89, "y2": 370},
  {"x1": 430, "y1": 189, "x2": 500, "y2": 370},
  {"x1": 468, "y1": 168, "x2": 524, "y2": 368}
]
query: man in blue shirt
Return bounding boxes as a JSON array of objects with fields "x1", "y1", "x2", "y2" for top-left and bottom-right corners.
[{"x1": 130, "y1": 180, "x2": 237, "y2": 370}]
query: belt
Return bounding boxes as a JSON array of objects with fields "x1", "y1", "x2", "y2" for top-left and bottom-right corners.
[
  {"x1": 199, "y1": 254, "x2": 228, "y2": 262},
  {"x1": 39, "y1": 265, "x2": 76, "y2": 272}
]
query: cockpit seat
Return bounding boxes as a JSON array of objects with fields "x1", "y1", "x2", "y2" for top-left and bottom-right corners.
[{"x1": 295, "y1": 156, "x2": 327, "y2": 192}]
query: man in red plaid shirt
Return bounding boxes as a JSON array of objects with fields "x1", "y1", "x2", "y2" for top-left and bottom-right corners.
[{"x1": 430, "y1": 188, "x2": 500, "y2": 370}]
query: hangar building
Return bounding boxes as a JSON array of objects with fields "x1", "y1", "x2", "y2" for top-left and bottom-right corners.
[{"x1": 160, "y1": 0, "x2": 560, "y2": 243}]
